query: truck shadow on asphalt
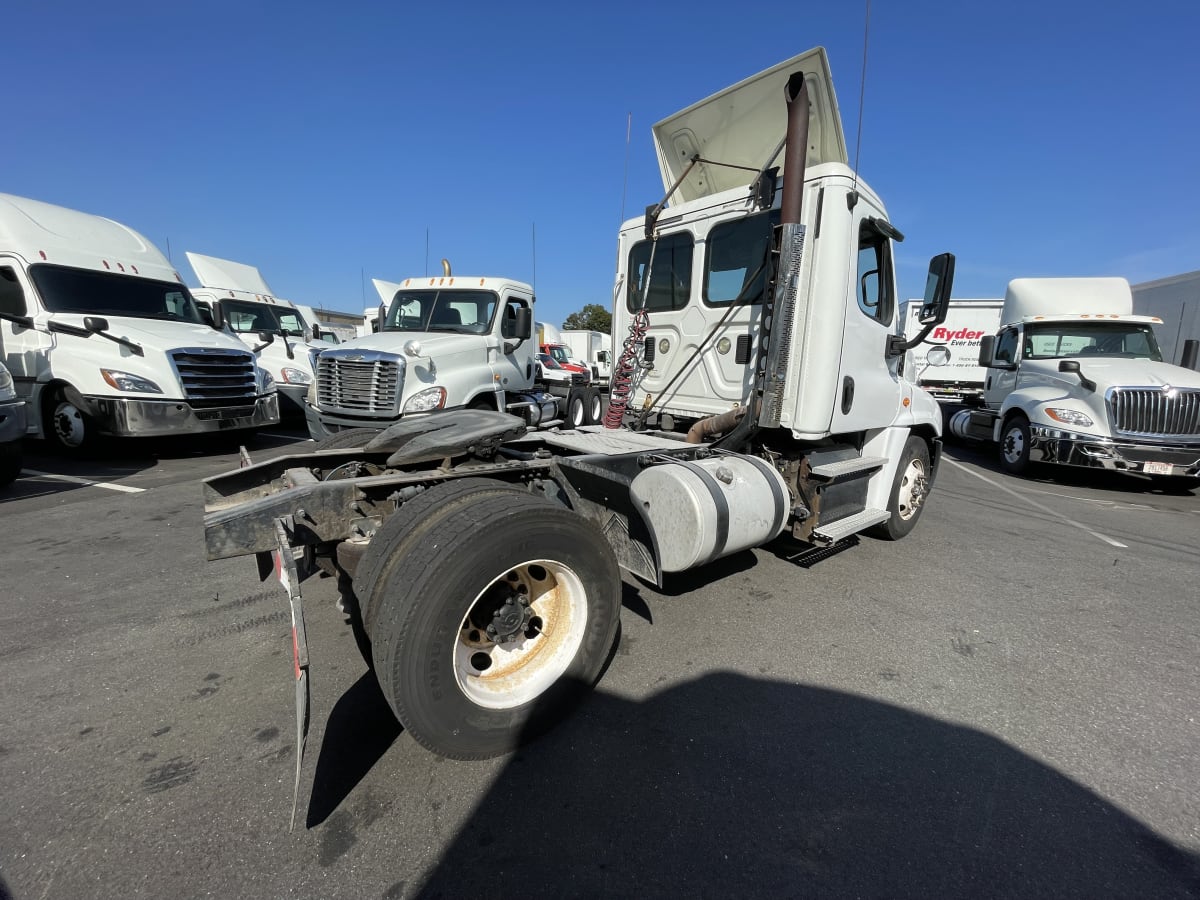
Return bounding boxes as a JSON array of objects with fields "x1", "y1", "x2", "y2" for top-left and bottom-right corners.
[
  {"x1": 944, "y1": 439, "x2": 1197, "y2": 497},
  {"x1": 413, "y1": 672, "x2": 1200, "y2": 899}
]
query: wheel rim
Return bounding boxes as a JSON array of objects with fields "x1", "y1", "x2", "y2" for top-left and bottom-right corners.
[
  {"x1": 588, "y1": 393, "x2": 602, "y2": 421},
  {"x1": 569, "y1": 397, "x2": 584, "y2": 427},
  {"x1": 53, "y1": 401, "x2": 87, "y2": 448},
  {"x1": 1002, "y1": 425, "x2": 1025, "y2": 464},
  {"x1": 896, "y1": 456, "x2": 928, "y2": 521},
  {"x1": 454, "y1": 559, "x2": 588, "y2": 710}
]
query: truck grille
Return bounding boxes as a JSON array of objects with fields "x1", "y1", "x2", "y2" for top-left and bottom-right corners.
[
  {"x1": 316, "y1": 350, "x2": 404, "y2": 416},
  {"x1": 1107, "y1": 387, "x2": 1200, "y2": 438},
  {"x1": 170, "y1": 348, "x2": 258, "y2": 409}
]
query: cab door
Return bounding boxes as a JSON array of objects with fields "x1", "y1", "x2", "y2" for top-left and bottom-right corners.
[
  {"x1": 829, "y1": 207, "x2": 903, "y2": 432},
  {"x1": 490, "y1": 293, "x2": 535, "y2": 394},
  {"x1": 0, "y1": 257, "x2": 51, "y2": 403}
]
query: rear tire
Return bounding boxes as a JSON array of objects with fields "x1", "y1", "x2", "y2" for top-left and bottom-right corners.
[
  {"x1": 566, "y1": 389, "x2": 586, "y2": 428},
  {"x1": 584, "y1": 387, "x2": 603, "y2": 425},
  {"x1": 368, "y1": 492, "x2": 621, "y2": 759},
  {"x1": 869, "y1": 435, "x2": 932, "y2": 541}
]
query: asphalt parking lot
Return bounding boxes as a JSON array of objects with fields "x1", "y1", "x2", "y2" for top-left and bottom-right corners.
[{"x1": 1, "y1": 425, "x2": 1197, "y2": 899}]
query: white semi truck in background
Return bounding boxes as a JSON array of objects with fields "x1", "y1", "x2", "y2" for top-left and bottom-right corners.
[
  {"x1": 950, "y1": 277, "x2": 1200, "y2": 487},
  {"x1": 201, "y1": 48, "x2": 955, "y2": 817},
  {"x1": 560, "y1": 329, "x2": 613, "y2": 385},
  {"x1": 187, "y1": 253, "x2": 325, "y2": 417},
  {"x1": 903, "y1": 299, "x2": 1001, "y2": 403},
  {"x1": 299, "y1": 271, "x2": 603, "y2": 442},
  {"x1": 0, "y1": 193, "x2": 279, "y2": 454}
]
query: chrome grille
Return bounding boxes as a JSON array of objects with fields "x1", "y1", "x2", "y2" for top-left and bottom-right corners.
[
  {"x1": 1107, "y1": 387, "x2": 1200, "y2": 438},
  {"x1": 170, "y1": 348, "x2": 257, "y2": 409},
  {"x1": 316, "y1": 350, "x2": 404, "y2": 416}
]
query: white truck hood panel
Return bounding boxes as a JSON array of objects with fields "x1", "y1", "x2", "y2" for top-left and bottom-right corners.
[
  {"x1": 1024, "y1": 357, "x2": 1200, "y2": 392},
  {"x1": 55, "y1": 315, "x2": 250, "y2": 352},
  {"x1": 652, "y1": 47, "x2": 847, "y2": 204},
  {"x1": 334, "y1": 331, "x2": 485, "y2": 357}
]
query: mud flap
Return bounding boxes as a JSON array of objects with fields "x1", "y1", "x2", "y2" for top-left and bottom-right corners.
[{"x1": 272, "y1": 517, "x2": 309, "y2": 832}]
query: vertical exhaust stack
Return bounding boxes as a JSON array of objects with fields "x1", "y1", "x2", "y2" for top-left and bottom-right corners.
[
  {"x1": 780, "y1": 72, "x2": 811, "y2": 226},
  {"x1": 756, "y1": 72, "x2": 811, "y2": 429}
]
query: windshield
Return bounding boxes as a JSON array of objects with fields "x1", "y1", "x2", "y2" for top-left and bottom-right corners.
[
  {"x1": 537, "y1": 353, "x2": 561, "y2": 369},
  {"x1": 221, "y1": 299, "x2": 307, "y2": 337},
  {"x1": 30, "y1": 264, "x2": 204, "y2": 324},
  {"x1": 1023, "y1": 322, "x2": 1163, "y2": 361},
  {"x1": 383, "y1": 289, "x2": 498, "y2": 335},
  {"x1": 547, "y1": 346, "x2": 571, "y2": 365}
]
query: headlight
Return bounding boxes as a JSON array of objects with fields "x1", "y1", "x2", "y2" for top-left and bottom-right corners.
[
  {"x1": 0, "y1": 364, "x2": 15, "y2": 401},
  {"x1": 1045, "y1": 407, "x2": 1094, "y2": 427},
  {"x1": 403, "y1": 387, "x2": 447, "y2": 413},
  {"x1": 257, "y1": 368, "x2": 276, "y2": 393},
  {"x1": 100, "y1": 369, "x2": 163, "y2": 393},
  {"x1": 280, "y1": 366, "x2": 312, "y2": 385}
]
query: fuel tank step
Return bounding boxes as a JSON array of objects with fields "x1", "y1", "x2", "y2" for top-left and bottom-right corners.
[{"x1": 812, "y1": 508, "x2": 890, "y2": 544}]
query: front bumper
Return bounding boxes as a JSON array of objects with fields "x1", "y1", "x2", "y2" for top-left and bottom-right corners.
[
  {"x1": 276, "y1": 383, "x2": 310, "y2": 417},
  {"x1": 1029, "y1": 424, "x2": 1200, "y2": 475},
  {"x1": 87, "y1": 394, "x2": 280, "y2": 437},
  {"x1": 0, "y1": 399, "x2": 27, "y2": 443}
]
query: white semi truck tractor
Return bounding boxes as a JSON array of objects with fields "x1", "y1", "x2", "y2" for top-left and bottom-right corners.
[
  {"x1": 950, "y1": 277, "x2": 1200, "y2": 488},
  {"x1": 201, "y1": 47, "x2": 955, "y2": 821}
]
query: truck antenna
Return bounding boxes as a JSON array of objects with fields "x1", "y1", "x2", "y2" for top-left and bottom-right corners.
[
  {"x1": 850, "y1": 0, "x2": 872, "y2": 205},
  {"x1": 619, "y1": 111, "x2": 632, "y2": 225},
  {"x1": 425, "y1": 228, "x2": 430, "y2": 277},
  {"x1": 360, "y1": 267, "x2": 365, "y2": 306},
  {"x1": 531, "y1": 222, "x2": 537, "y2": 292}
]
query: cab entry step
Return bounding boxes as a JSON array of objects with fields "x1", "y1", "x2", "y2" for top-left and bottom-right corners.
[{"x1": 812, "y1": 508, "x2": 890, "y2": 544}]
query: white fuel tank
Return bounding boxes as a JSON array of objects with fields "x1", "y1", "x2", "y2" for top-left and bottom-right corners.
[{"x1": 629, "y1": 454, "x2": 790, "y2": 572}]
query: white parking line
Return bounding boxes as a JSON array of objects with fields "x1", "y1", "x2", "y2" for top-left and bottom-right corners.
[
  {"x1": 941, "y1": 457, "x2": 1127, "y2": 548},
  {"x1": 21, "y1": 469, "x2": 146, "y2": 494}
]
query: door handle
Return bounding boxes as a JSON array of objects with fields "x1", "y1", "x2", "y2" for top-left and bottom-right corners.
[{"x1": 841, "y1": 376, "x2": 855, "y2": 414}]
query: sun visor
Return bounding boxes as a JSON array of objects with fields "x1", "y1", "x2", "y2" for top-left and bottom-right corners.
[
  {"x1": 186, "y1": 252, "x2": 274, "y2": 294},
  {"x1": 651, "y1": 47, "x2": 847, "y2": 204}
]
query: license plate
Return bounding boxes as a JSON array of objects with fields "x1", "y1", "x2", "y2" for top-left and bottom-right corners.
[{"x1": 1144, "y1": 461, "x2": 1173, "y2": 476}]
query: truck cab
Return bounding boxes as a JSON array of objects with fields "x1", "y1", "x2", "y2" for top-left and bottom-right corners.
[
  {"x1": 956, "y1": 278, "x2": 1200, "y2": 484},
  {"x1": 0, "y1": 194, "x2": 278, "y2": 453},
  {"x1": 186, "y1": 253, "x2": 325, "y2": 417},
  {"x1": 305, "y1": 272, "x2": 539, "y2": 439}
]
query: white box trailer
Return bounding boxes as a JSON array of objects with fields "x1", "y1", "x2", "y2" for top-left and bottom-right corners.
[
  {"x1": 0, "y1": 194, "x2": 278, "y2": 454},
  {"x1": 1132, "y1": 270, "x2": 1200, "y2": 367},
  {"x1": 903, "y1": 299, "x2": 1002, "y2": 402},
  {"x1": 560, "y1": 329, "x2": 613, "y2": 385}
]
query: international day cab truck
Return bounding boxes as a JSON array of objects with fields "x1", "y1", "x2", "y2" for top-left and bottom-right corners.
[
  {"x1": 201, "y1": 49, "x2": 955, "y2": 816},
  {"x1": 187, "y1": 252, "x2": 324, "y2": 417},
  {"x1": 0, "y1": 194, "x2": 279, "y2": 453},
  {"x1": 950, "y1": 277, "x2": 1200, "y2": 486}
]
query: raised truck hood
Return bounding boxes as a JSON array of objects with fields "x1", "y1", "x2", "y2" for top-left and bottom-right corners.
[
  {"x1": 373, "y1": 279, "x2": 403, "y2": 306},
  {"x1": 186, "y1": 252, "x2": 274, "y2": 294},
  {"x1": 652, "y1": 47, "x2": 847, "y2": 204}
]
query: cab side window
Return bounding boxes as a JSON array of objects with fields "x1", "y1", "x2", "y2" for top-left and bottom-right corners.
[
  {"x1": 501, "y1": 297, "x2": 529, "y2": 339},
  {"x1": 0, "y1": 266, "x2": 28, "y2": 317},
  {"x1": 855, "y1": 222, "x2": 895, "y2": 325},
  {"x1": 994, "y1": 328, "x2": 1019, "y2": 364},
  {"x1": 627, "y1": 232, "x2": 693, "y2": 312}
]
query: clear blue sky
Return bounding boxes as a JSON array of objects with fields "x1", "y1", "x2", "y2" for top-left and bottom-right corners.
[{"x1": 7, "y1": 0, "x2": 1198, "y2": 327}]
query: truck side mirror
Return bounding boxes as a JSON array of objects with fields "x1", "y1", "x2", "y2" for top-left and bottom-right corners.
[
  {"x1": 1058, "y1": 359, "x2": 1096, "y2": 392},
  {"x1": 208, "y1": 302, "x2": 225, "y2": 330},
  {"x1": 917, "y1": 253, "x2": 956, "y2": 326},
  {"x1": 83, "y1": 316, "x2": 110, "y2": 333},
  {"x1": 926, "y1": 345, "x2": 952, "y2": 367},
  {"x1": 978, "y1": 335, "x2": 995, "y2": 367},
  {"x1": 252, "y1": 331, "x2": 275, "y2": 354},
  {"x1": 886, "y1": 252, "x2": 957, "y2": 356},
  {"x1": 376, "y1": 303, "x2": 386, "y2": 332},
  {"x1": 503, "y1": 306, "x2": 532, "y2": 340}
]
